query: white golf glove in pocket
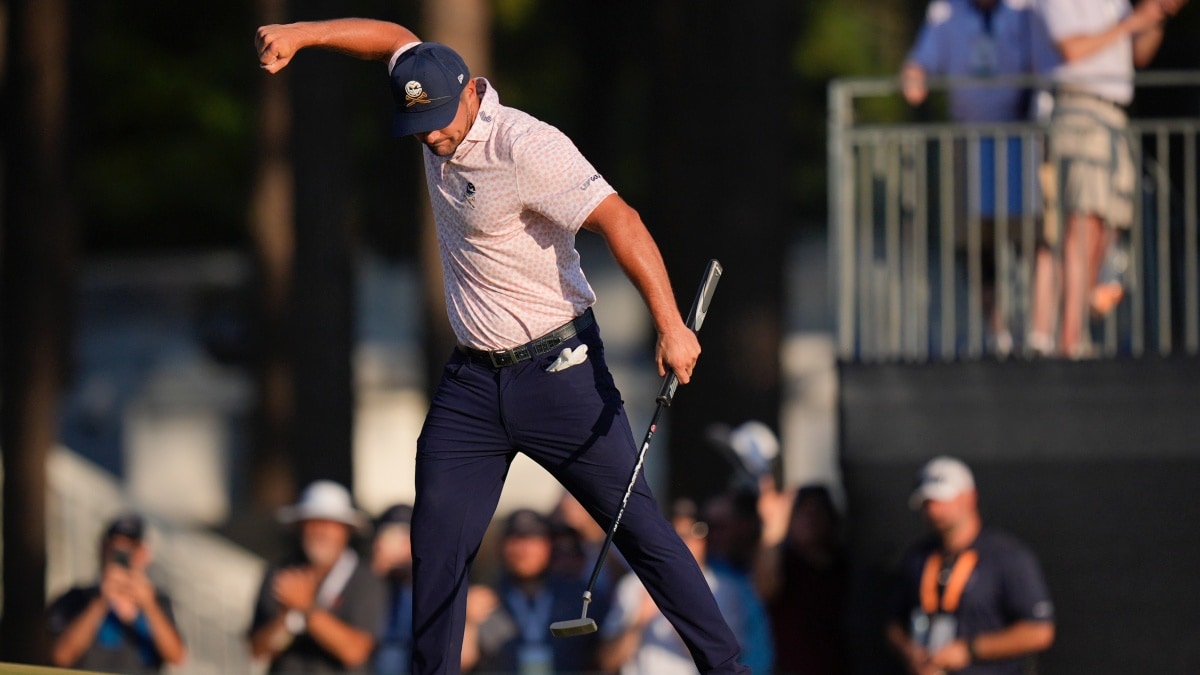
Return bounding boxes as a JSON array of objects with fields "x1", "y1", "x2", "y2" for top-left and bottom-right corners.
[{"x1": 545, "y1": 344, "x2": 588, "y2": 373}]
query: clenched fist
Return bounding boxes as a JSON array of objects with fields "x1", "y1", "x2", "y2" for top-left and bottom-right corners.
[{"x1": 255, "y1": 23, "x2": 311, "y2": 73}]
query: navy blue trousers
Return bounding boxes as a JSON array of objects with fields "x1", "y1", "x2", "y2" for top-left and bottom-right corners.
[{"x1": 409, "y1": 318, "x2": 749, "y2": 675}]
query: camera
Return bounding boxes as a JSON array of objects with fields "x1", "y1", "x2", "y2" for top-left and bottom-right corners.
[{"x1": 112, "y1": 549, "x2": 132, "y2": 569}]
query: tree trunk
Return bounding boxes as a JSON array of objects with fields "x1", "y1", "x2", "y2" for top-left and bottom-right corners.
[
  {"x1": 247, "y1": 0, "x2": 298, "y2": 511},
  {"x1": 287, "y1": 0, "x2": 355, "y2": 491},
  {"x1": 652, "y1": 1, "x2": 791, "y2": 503},
  {"x1": 0, "y1": 0, "x2": 75, "y2": 663},
  {"x1": 419, "y1": 0, "x2": 492, "y2": 392}
]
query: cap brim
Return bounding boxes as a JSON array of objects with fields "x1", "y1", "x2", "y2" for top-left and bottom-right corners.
[
  {"x1": 909, "y1": 485, "x2": 965, "y2": 510},
  {"x1": 392, "y1": 98, "x2": 460, "y2": 138},
  {"x1": 278, "y1": 505, "x2": 368, "y2": 532}
]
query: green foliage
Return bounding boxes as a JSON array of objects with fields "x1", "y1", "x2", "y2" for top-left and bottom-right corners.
[
  {"x1": 76, "y1": 2, "x2": 257, "y2": 251},
  {"x1": 494, "y1": 0, "x2": 539, "y2": 32},
  {"x1": 794, "y1": 3, "x2": 884, "y2": 79},
  {"x1": 85, "y1": 0, "x2": 1132, "y2": 251}
]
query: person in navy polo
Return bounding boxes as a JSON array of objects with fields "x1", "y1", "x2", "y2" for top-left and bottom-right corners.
[{"x1": 887, "y1": 456, "x2": 1055, "y2": 674}]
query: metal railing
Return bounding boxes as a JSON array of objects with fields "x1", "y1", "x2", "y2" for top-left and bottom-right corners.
[{"x1": 829, "y1": 72, "x2": 1200, "y2": 362}]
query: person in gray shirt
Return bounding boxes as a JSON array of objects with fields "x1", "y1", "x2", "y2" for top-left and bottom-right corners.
[{"x1": 249, "y1": 481, "x2": 386, "y2": 674}]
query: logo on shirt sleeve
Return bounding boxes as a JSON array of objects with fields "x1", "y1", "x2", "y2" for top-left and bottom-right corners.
[{"x1": 578, "y1": 174, "x2": 602, "y2": 191}]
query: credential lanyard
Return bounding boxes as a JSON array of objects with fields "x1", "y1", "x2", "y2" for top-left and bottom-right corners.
[
  {"x1": 505, "y1": 588, "x2": 554, "y2": 644},
  {"x1": 920, "y1": 549, "x2": 979, "y2": 614}
]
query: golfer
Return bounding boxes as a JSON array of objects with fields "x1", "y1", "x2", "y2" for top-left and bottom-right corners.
[{"x1": 256, "y1": 18, "x2": 750, "y2": 675}]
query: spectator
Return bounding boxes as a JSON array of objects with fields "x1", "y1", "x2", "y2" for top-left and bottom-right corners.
[
  {"x1": 703, "y1": 490, "x2": 762, "y2": 575},
  {"x1": 886, "y1": 457, "x2": 1055, "y2": 674},
  {"x1": 700, "y1": 493, "x2": 774, "y2": 675},
  {"x1": 599, "y1": 499, "x2": 772, "y2": 675},
  {"x1": 1029, "y1": 0, "x2": 1188, "y2": 357},
  {"x1": 372, "y1": 503, "x2": 415, "y2": 675},
  {"x1": 549, "y1": 490, "x2": 628, "y2": 595},
  {"x1": 756, "y1": 482, "x2": 850, "y2": 675},
  {"x1": 248, "y1": 480, "x2": 386, "y2": 674},
  {"x1": 902, "y1": 0, "x2": 1041, "y2": 354},
  {"x1": 462, "y1": 508, "x2": 606, "y2": 673},
  {"x1": 46, "y1": 513, "x2": 186, "y2": 673}
]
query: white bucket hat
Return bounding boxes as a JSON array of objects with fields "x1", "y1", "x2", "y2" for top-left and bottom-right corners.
[{"x1": 277, "y1": 480, "x2": 368, "y2": 532}]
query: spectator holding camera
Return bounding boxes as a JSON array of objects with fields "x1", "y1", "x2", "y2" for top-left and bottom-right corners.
[{"x1": 46, "y1": 513, "x2": 186, "y2": 673}]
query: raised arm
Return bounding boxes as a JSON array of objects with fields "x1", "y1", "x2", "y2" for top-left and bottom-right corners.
[
  {"x1": 255, "y1": 18, "x2": 419, "y2": 74},
  {"x1": 1051, "y1": 0, "x2": 1172, "y2": 65}
]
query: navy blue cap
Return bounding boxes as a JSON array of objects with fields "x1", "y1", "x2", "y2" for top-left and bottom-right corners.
[
  {"x1": 376, "y1": 503, "x2": 414, "y2": 529},
  {"x1": 390, "y1": 42, "x2": 470, "y2": 137},
  {"x1": 504, "y1": 508, "x2": 551, "y2": 539},
  {"x1": 104, "y1": 513, "x2": 145, "y2": 542}
]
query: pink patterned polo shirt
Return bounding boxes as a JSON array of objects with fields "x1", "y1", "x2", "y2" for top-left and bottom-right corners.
[{"x1": 420, "y1": 77, "x2": 616, "y2": 351}]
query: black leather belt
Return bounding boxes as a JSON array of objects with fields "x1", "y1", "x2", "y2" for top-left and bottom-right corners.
[{"x1": 459, "y1": 308, "x2": 594, "y2": 368}]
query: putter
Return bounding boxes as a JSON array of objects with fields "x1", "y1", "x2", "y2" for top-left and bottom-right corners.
[{"x1": 550, "y1": 259, "x2": 723, "y2": 638}]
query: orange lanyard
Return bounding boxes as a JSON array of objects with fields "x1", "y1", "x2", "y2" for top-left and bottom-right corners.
[{"x1": 920, "y1": 550, "x2": 979, "y2": 614}]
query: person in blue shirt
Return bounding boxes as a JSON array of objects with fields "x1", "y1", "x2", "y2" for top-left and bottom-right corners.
[
  {"x1": 463, "y1": 508, "x2": 609, "y2": 673},
  {"x1": 902, "y1": 0, "x2": 1041, "y2": 355},
  {"x1": 372, "y1": 503, "x2": 416, "y2": 675},
  {"x1": 47, "y1": 513, "x2": 186, "y2": 674}
]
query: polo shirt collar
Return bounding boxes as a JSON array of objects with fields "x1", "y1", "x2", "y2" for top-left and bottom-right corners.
[{"x1": 463, "y1": 77, "x2": 498, "y2": 144}]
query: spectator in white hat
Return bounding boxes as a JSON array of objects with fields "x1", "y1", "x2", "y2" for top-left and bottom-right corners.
[
  {"x1": 886, "y1": 457, "x2": 1055, "y2": 675},
  {"x1": 248, "y1": 480, "x2": 386, "y2": 674}
]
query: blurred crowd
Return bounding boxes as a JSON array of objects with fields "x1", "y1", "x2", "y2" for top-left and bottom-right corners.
[
  {"x1": 44, "y1": 477, "x2": 853, "y2": 675},
  {"x1": 41, "y1": 425, "x2": 1057, "y2": 675}
]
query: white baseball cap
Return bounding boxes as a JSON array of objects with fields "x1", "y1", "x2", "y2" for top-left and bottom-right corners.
[
  {"x1": 909, "y1": 456, "x2": 975, "y2": 509},
  {"x1": 728, "y1": 420, "x2": 780, "y2": 477},
  {"x1": 278, "y1": 480, "x2": 368, "y2": 532}
]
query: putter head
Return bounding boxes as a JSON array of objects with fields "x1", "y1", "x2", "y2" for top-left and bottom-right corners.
[{"x1": 549, "y1": 617, "x2": 597, "y2": 638}]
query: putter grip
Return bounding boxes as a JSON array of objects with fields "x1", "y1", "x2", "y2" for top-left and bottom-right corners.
[{"x1": 657, "y1": 259, "x2": 723, "y2": 405}]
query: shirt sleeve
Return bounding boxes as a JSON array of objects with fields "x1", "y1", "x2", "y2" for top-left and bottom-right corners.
[
  {"x1": 386, "y1": 41, "x2": 423, "y2": 73},
  {"x1": 887, "y1": 548, "x2": 926, "y2": 628},
  {"x1": 513, "y1": 130, "x2": 615, "y2": 233},
  {"x1": 907, "y1": 1, "x2": 952, "y2": 72},
  {"x1": 1036, "y1": 0, "x2": 1126, "y2": 42},
  {"x1": 1002, "y1": 545, "x2": 1055, "y2": 623},
  {"x1": 46, "y1": 587, "x2": 92, "y2": 636}
]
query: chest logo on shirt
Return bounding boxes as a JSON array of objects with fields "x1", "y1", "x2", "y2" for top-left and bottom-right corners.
[
  {"x1": 464, "y1": 181, "x2": 477, "y2": 209},
  {"x1": 405, "y1": 80, "x2": 431, "y2": 107}
]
